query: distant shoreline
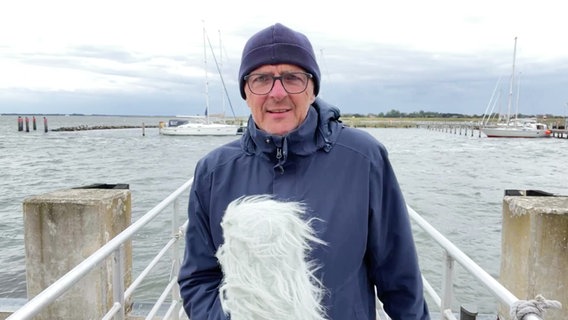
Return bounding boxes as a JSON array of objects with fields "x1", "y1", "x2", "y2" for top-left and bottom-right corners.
[
  {"x1": 4, "y1": 113, "x2": 566, "y2": 131},
  {"x1": 1, "y1": 113, "x2": 174, "y2": 117},
  {"x1": 3, "y1": 112, "x2": 567, "y2": 119}
]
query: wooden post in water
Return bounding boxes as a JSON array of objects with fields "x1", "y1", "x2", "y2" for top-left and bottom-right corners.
[
  {"x1": 499, "y1": 190, "x2": 567, "y2": 320},
  {"x1": 32, "y1": 116, "x2": 37, "y2": 131},
  {"x1": 43, "y1": 117, "x2": 48, "y2": 133},
  {"x1": 142, "y1": 122, "x2": 145, "y2": 136},
  {"x1": 22, "y1": 184, "x2": 133, "y2": 319},
  {"x1": 25, "y1": 117, "x2": 29, "y2": 132},
  {"x1": 18, "y1": 116, "x2": 23, "y2": 131}
]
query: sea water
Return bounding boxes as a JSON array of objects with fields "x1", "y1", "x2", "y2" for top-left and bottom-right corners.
[{"x1": 1, "y1": 115, "x2": 567, "y2": 315}]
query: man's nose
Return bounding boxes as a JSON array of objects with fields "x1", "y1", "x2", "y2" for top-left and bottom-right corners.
[{"x1": 269, "y1": 78, "x2": 287, "y2": 97}]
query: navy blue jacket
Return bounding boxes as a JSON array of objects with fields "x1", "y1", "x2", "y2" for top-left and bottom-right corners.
[{"x1": 178, "y1": 98, "x2": 430, "y2": 319}]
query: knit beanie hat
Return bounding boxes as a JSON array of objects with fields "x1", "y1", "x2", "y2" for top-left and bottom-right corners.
[{"x1": 238, "y1": 23, "x2": 321, "y2": 99}]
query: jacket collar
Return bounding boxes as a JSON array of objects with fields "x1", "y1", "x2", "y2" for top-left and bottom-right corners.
[{"x1": 241, "y1": 98, "x2": 343, "y2": 158}]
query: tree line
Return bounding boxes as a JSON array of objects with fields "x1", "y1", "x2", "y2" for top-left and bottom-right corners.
[{"x1": 343, "y1": 109, "x2": 559, "y2": 119}]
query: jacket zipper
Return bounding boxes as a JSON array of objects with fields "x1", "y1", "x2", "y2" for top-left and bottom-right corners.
[{"x1": 275, "y1": 147, "x2": 284, "y2": 173}]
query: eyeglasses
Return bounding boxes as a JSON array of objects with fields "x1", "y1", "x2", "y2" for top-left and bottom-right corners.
[{"x1": 244, "y1": 72, "x2": 313, "y2": 95}]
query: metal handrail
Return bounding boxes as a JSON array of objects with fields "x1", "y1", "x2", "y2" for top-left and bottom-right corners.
[
  {"x1": 407, "y1": 206, "x2": 544, "y2": 320},
  {"x1": 125, "y1": 235, "x2": 179, "y2": 300}
]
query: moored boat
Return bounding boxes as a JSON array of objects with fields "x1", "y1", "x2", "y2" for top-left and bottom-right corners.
[
  {"x1": 160, "y1": 26, "x2": 241, "y2": 137},
  {"x1": 481, "y1": 118, "x2": 551, "y2": 138},
  {"x1": 480, "y1": 37, "x2": 550, "y2": 138},
  {"x1": 159, "y1": 117, "x2": 241, "y2": 136}
]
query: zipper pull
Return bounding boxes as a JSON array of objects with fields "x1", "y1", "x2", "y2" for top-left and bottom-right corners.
[{"x1": 275, "y1": 147, "x2": 285, "y2": 173}]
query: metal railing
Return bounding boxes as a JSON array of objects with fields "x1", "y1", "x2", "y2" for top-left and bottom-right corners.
[
  {"x1": 7, "y1": 178, "x2": 547, "y2": 320},
  {"x1": 407, "y1": 206, "x2": 544, "y2": 320}
]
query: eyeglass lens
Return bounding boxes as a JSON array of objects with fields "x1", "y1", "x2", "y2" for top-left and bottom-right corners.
[{"x1": 246, "y1": 72, "x2": 311, "y2": 95}]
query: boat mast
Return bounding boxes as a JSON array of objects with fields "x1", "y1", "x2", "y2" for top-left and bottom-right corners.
[
  {"x1": 506, "y1": 37, "x2": 517, "y2": 125},
  {"x1": 515, "y1": 72, "x2": 522, "y2": 120},
  {"x1": 219, "y1": 30, "x2": 226, "y2": 117},
  {"x1": 203, "y1": 26, "x2": 210, "y2": 124},
  {"x1": 204, "y1": 28, "x2": 237, "y2": 120}
]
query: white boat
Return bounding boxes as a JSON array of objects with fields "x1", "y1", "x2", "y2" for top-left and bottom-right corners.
[
  {"x1": 481, "y1": 118, "x2": 551, "y2": 138},
  {"x1": 160, "y1": 27, "x2": 241, "y2": 136},
  {"x1": 159, "y1": 117, "x2": 242, "y2": 136},
  {"x1": 480, "y1": 37, "x2": 551, "y2": 138}
]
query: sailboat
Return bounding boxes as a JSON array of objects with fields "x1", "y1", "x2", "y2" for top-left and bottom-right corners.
[
  {"x1": 160, "y1": 28, "x2": 242, "y2": 136},
  {"x1": 480, "y1": 37, "x2": 551, "y2": 138}
]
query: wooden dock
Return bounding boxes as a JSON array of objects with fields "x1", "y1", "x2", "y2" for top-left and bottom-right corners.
[{"x1": 421, "y1": 122, "x2": 568, "y2": 139}]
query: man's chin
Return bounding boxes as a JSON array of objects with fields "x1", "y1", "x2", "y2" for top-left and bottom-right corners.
[{"x1": 266, "y1": 123, "x2": 295, "y2": 136}]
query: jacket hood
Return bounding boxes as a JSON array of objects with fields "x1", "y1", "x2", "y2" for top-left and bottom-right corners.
[{"x1": 241, "y1": 98, "x2": 343, "y2": 158}]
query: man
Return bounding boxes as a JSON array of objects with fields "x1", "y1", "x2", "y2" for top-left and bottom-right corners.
[{"x1": 178, "y1": 22, "x2": 430, "y2": 319}]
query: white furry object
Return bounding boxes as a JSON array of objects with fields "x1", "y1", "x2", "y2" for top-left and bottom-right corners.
[{"x1": 216, "y1": 195, "x2": 327, "y2": 320}]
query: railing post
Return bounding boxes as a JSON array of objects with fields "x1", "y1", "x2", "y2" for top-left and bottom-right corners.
[
  {"x1": 22, "y1": 184, "x2": 132, "y2": 320},
  {"x1": 499, "y1": 190, "x2": 567, "y2": 319},
  {"x1": 112, "y1": 246, "x2": 126, "y2": 320},
  {"x1": 171, "y1": 197, "x2": 182, "y2": 319},
  {"x1": 441, "y1": 250, "x2": 455, "y2": 319}
]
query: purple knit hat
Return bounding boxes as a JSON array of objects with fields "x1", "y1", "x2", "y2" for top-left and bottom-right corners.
[{"x1": 238, "y1": 23, "x2": 321, "y2": 99}]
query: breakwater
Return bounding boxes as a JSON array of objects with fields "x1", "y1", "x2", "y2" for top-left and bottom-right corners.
[{"x1": 51, "y1": 124, "x2": 159, "y2": 131}]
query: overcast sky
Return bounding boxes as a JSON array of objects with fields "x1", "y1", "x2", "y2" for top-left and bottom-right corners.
[{"x1": 1, "y1": 0, "x2": 567, "y2": 117}]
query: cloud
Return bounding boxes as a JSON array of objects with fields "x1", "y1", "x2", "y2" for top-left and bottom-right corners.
[{"x1": 1, "y1": 0, "x2": 568, "y2": 116}]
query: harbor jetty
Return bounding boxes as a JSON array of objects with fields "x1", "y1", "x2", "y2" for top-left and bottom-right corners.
[
  {"x1": 51, "y1": 124, "x2": 158, "y2": 132},
  {"x1": 12, "y1": 116, "x2": 158, "y2": 133},
  {"x1": 11, "y1": 114, "x2": 568, "y2": 138},
  {"x1": 50, "y1": 121, "x2": 568, "y2": 139}
]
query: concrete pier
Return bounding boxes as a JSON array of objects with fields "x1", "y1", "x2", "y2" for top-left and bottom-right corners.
[
  {"x1": 499, "y1": 190, "x2": 567, "y2": 319},
  {"x1": 22, "y1": 184, "x2": 132, "y2": 320}
]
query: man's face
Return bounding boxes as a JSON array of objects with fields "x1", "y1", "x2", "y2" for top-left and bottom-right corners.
[{"x1": 244, "y1": 64, "x2": 316, "y2": 136}]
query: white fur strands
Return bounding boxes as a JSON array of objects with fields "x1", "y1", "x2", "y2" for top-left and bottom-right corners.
[{"x1": 216, "y1": 195, "x2": 327, "y2": 320}]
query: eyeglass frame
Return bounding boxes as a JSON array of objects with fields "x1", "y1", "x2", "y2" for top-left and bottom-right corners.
[{"x1": 243, "y1": 72, "x2": 313, "y2": 95}]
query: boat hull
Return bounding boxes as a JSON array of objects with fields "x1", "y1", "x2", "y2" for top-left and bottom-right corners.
[
  {"x1": 481, "y1": 127, "x2": 551, "y2": 138},
  {"x1": 159, "y1": 123, "x2": 240, "y2": 136}
]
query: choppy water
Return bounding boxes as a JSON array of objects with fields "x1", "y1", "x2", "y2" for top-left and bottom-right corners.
[{"x1": 1, "y1": 115, "x2": 567, "y2": 314}]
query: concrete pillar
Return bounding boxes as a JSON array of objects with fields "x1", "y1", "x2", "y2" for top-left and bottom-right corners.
[
  {"x1": 23, "y1": 185, "x2": 132, "y2": 320},
  {"x1": 499, "y1": 190, "x2": 568, "y2": 320}
]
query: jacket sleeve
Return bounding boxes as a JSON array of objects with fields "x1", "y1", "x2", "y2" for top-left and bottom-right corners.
[
  {"x1": 367, "y1": 145, "x2": 430, "y2": 319},
  {"x1": 178, "y1": 165, "x2": 228, "y2": 320}
]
